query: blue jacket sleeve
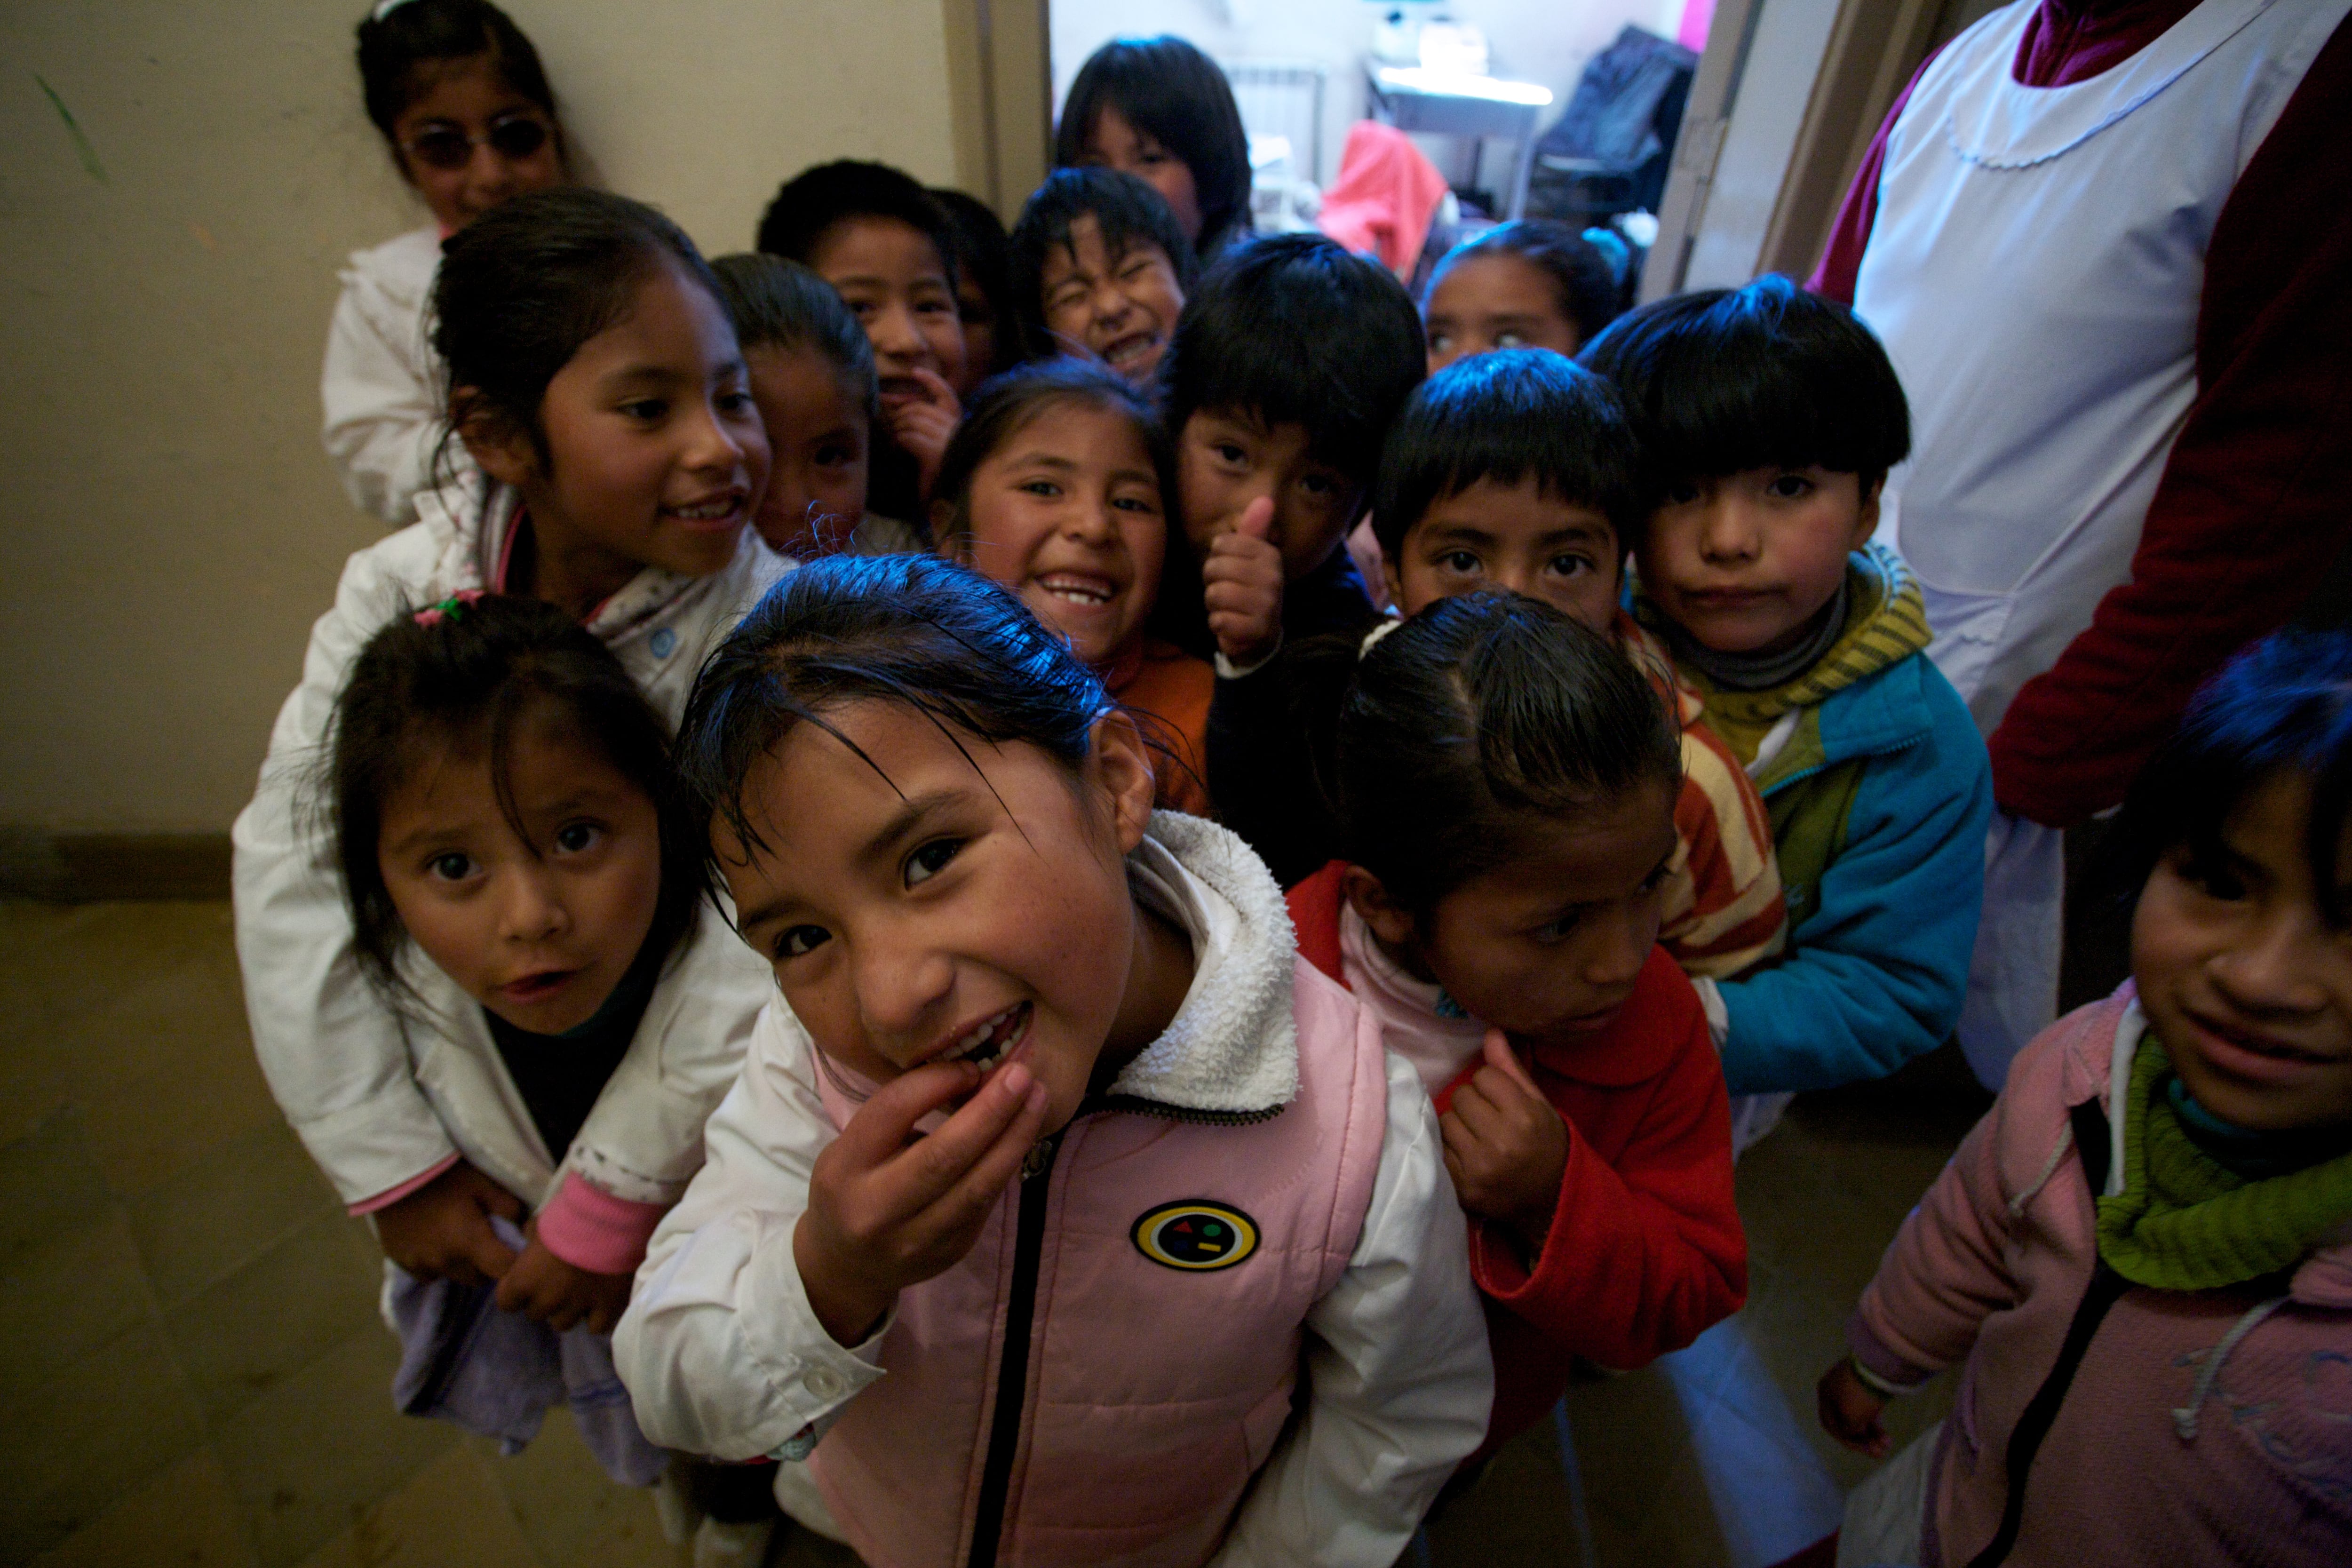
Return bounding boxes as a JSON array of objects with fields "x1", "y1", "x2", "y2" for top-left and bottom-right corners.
[{"x1": 1716, "y1": 665, "x2": 1992, "y2": 1095}]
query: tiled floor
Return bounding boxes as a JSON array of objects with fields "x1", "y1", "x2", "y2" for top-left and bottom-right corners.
[{"x1": 0, "y1": 900, "x2": 1986, "y2": 1568}]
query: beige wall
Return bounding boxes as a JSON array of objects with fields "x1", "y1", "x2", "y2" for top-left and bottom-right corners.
[{"x1": 0, "y1": 0, "x2": 975, "y2": 835}]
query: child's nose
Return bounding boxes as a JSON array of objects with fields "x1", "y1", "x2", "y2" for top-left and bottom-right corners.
[
  {"x1": 1696, "y1": 496, "x2": 1760, "y2": 561},
  {"x1": 498, "y1": 865, "x2": 568, "y2": 942},
  {"x1": 850, "y1": 939, "x2": 957, "y2": 1042},
  {"x1": 2211, "y1": 910, "x2": 2331, "y2": 1015},
  {"x1": 1092, "y1": 281, "x2": 1135, "y2": 326},
  {"x1": 1584, "y1": 911, "x2": 1651, "y2": 991},
  {"x1": 869, "y1": 303, "x2": 926, "y2": 363}
]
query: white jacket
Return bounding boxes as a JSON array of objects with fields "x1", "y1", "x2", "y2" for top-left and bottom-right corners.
[
  {"x1": 613, "y1": 816, "x2": 1494, "y2": 1567},
  {"x1": 232, "y1": 473, "x2": 790, "y2": 1206},
  {"x1": 322, "y1": 226, "x2": 456, "y2": 527},
  {"x1": 393, "y1": 900, "x2": 773, "y2": 1215}
]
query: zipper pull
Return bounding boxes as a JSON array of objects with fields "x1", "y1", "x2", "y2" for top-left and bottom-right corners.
[{"x1": 1018, "y1": 1133, "x2": 1061, "y2": 1183}]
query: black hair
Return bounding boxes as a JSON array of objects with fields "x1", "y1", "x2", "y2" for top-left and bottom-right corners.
[
  {"x1": 355, "y1": 0, "x2": 561, "y2": 158},
  {"x1": 1578, "y1": 273, "x2": 1910, "y2": 500},
  {"x1": 754, "y1": 160, "x2": 961, "y2": 290},
  {"x1": 1429, "y1": 220, "x2": 1625, "y2": 348},
  {"x1": 674, "y1": 555, "x2": 1109, "y2": 886},
  {"x1": 2098, "y1": 628, "x2": 2352, "y2": 928},
  {"x1": 431, "y1": 187, "x2": 723, "y2": 475},
  {"x1": 328, "y1": 595, "x2": 703, "y2": 1004},
  {"x1": 1162, "y1": 231, "x2": 1427, "y2": 488},
  {"x1": 930, "y1": 188, "x2": 1022, "y2": 378},
  {"x1": 1317, "y1": 592, "x2": 1680, "y2": 914},
  {"x1": 1370, "y1": 349, "x2": 1641, "y2": 561},
  {"x1": 1009, "y1": 167, "x2": 1199, "y2": 363},
  {"x1": 1054, "y1": 35, "x2": 1252, "y2": 259},
  {"x1": 930, "y1": 360, "x2": 1175, "y2": 548},
  {"x1": 711, "y1": 252, "x2": 878, "y2": 419}
]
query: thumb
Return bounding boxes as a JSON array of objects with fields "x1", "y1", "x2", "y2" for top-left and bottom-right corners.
[
  {"x1": 1482, "y1": 1028, "x2": 1543, "y2": 1100},
  {"x1": 1234, "y1": 496, "x2": 1275, "y2": 544}
]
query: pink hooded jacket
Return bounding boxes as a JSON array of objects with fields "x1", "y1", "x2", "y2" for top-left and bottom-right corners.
[{"x1": 1851, "y1": 985, "x2": 2352, "y2": 1566}]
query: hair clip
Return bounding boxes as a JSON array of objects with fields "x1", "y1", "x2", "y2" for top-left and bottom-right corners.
[
  {"x1": 1358, "y1": 618, "x2": 1403, "y2": 659},
  {"x1": 413, "y1": 589, "x2": 484, "y2": 629}
]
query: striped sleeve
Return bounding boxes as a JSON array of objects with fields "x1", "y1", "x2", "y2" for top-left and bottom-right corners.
[{"x1": 1659, "y1": 716, "x2": 1787, "y2": 980}]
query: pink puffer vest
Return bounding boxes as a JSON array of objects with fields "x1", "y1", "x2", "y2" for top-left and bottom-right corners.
[{"x1": 808, "y1": 958, "x2": 1391, "y2": 1568}]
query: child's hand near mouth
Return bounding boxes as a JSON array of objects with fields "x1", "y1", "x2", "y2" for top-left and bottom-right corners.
[
  {"x1": 884, "y1": 366, "x2": 962, "y2": 503},
  {"x1": 795, "y1": 1056, "x2": 1051, "y2": 1347}
]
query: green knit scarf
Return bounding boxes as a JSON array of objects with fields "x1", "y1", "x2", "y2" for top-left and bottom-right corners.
[{"x1": 2095, "y1": 1035, "x2": 2352, "y2": 1290}]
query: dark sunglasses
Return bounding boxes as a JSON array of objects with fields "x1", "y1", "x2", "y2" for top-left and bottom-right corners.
[{"x1": 400, "y1": 113, "x2": 551, "y2": 172}]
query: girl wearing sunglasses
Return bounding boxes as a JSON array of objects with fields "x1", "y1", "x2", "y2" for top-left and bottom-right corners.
[{"x1": 324, "y1": 0, "x2": 570, "y2": 527}]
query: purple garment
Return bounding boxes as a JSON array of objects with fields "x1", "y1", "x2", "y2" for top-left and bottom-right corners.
[{"x1": 388, "y1": 1216, "x2": 666, "y2": 1486}]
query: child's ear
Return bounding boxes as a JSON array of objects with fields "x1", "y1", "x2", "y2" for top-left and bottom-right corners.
[
  {"x1": 1851, "y1": 476, "x2": 1885, "y2": 549},
  {"x1": 1380, "y1": 541, "x2": 1406, "y2": 616},
  {"x1": 453, "y1": 390, "x2": 537, "y2": 491},
  {"x1": 1341, "y1": 865, "x2": 1418, "y2": 951},
  {"x1": 930, "y1": 498, "x2": 963, "y2": 557},
  {"x1": 1089, "y1": 709, "x2": 1159, "y2": 853}
]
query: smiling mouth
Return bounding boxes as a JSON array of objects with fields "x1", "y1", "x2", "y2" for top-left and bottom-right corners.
[
  {"x1": 665, "y1": 493, "x2": 745, "y2": 530},
  {"x1": 939, "y1": 1002, "x2": 1032, "y2": 1073},
  {"x1": 2191, "y1": 1011, "x2": 2340, "y2": 1067},
  {"x1": 1099, "y1": 333, "x2": 1159, "y2": 372},
  {"x1": 1035, "y1": 573, "x2": 1120, "y2": 609}
]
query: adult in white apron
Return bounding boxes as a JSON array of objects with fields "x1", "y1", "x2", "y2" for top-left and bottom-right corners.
[{"x1": 1822, "y1": 0, "x2": 2352, "y2": 1087}]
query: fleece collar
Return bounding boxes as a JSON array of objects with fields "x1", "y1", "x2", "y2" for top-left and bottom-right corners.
[{"x1": 1104, "y1": 813, "x2": 1300, "y2": 1114}]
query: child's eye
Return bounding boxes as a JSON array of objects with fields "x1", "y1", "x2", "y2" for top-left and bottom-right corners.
[
  {"x1": 716, "y1": 390, "x2": 755, "y2": 415},
  {"x1": 905, "y1": 838, "x2": 963, "y2": 887},
  {"x1": 1018, "y1": 478, "x2": 1063, "y2": 498},
  {"x1": 1438, "y1": 550, "x2": 1482, "y2": 574},
  {"x1": 1212, "y1": 442, "x2": 1249, "y2": 466},
  {"x1": 1299, "y1": 473, "x2": 1343, "y2": 501},
  {"x1": 1117, "y1": 258, "x2": 1157, "y2": 283},
  {"x1": 1427, "y1": 330, "x2": 1452, "y2": 352},
  {"x1": 1547, "y1": 553, "x2": 1593, "y2": 578},
  {"x1": 552, "y1": 822, "x2": 601, "y2": 854},
  {"x1": 1112, "y1": 491, "x2": 1161, "y2": 514},
  {"x1": 1663, "y1": 481, "x2": 1703, "y2": 506},
  {"x1": 427, "y1": 852, "x2": 475, "y2": 883},
  {"x1": 816, "y1": 440, "x2": 858, "y2": 467},
  {"x1": 1533, "y1": 909, "x2": 1584, "y2": 942},
  {"x1": 1495, "y1": 329, "x2": 1527, "y2": 349},
  {"x1": 1767, "y1": 473, "x2": 1816, "y2": 500},
  {"x1": 621, "y1": 399, "x2": 667, "y2": 422},
  {"x1": 777, "y1": 925, "x2": 830, "y2": 959}
]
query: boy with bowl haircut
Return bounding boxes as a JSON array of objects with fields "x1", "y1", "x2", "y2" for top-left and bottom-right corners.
[{"x1": 1581, "y1": 276, "x2": 1991, "y2": 1146}]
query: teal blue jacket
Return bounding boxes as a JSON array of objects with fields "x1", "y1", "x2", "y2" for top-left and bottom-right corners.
[{"x1": 1717, "y1": 650, "x2": 1992, "y2": 1096}]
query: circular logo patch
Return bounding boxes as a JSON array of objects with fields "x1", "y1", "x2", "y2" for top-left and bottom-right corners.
[{"x1": 1131, "y1": 1201, "x2": 1259, "y2": 1272}]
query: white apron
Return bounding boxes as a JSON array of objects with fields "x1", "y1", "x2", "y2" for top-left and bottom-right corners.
[{"x1": 1853, "y1": 0, "x2": 2349, "y2": 1086}]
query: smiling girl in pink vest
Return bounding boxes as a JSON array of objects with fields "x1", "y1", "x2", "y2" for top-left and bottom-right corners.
[
  {"x1": 1810, "y1": 627, "x2": 2352, "y2": 1567},
  {"x1": 613, "y1": 554, "x2": 1492, "y2": 1568}
]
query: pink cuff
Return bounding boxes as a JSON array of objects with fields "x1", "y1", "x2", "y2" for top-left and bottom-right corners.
[
  {"x1": 348, "y1": 1152, "x2": 464, "y2": 1217},
  {"x1": 533, "y1": 1172, "x2": 668, "y2": 1275},
  {"x1": 1847, "y1": 1311, "x2": 1937, "y2": 1391}
]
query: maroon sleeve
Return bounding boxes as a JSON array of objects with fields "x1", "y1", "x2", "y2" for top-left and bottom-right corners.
[
  {"x1": 1807, "y1": 48, "x2": 1945, "y2": 303},
  {"x1": 1989, "y1": 17, "x2": 2352, "y2": 827}
]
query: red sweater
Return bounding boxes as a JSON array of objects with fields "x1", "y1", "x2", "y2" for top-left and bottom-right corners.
[
  {"x1": 1287, "y1": 862, "x2": 1747, "y2": 1446},
  {"x1": 1812, "y1": 0, "x2": 2352, "y2": 827}
]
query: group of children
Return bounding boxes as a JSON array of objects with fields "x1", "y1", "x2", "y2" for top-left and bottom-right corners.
[{"x1": 247, "y1": 2, "x2": 2352, "y2": 1564}]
